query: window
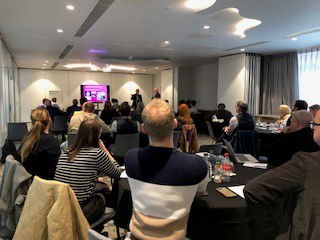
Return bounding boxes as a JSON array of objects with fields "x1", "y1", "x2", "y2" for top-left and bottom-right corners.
[{"x1": 298, "y1": 48, "x2": 320, "y2": 106}]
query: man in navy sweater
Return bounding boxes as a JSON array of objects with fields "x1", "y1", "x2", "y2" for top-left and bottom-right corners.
[{"x1": 125, "y1": 99, "x2": 208, "y2": 240}]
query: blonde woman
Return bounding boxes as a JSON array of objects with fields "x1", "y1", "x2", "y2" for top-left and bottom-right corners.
[
  {"x1": 276, "y1": 105, "x2": 291, "y2": 126},
  {"x1": 20, "y1": 108, "x2": 60, "y2": 179}
]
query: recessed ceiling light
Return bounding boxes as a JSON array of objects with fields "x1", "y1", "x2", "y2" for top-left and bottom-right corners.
[
  {"x1": 42, "y1": 67, "x2": 45, "y2": 69},
  {"x1": 185, "y1": 0, "x2": 216, "y2": 11},
  {"x1": 43, "y1": 64, "x2": 47, "y2": 66},
  {"x1": 45, "y1": 60, "x2": 48, "y2": 63},
  {"x1": 66, "y1": 4, "x2": 75, "y2": 10},
  {"x1": 155, "y1": 67, "x2": 159, "y2": 69},
  {"x1": 164, "y1": 41, "x2": 170, "y2": 45},
  {"x1": 143, "y1": 70, "x2": 146, "y2": 72},
  {"x1": 240, "y1": 48, "x2": 245, "y2": 52},
  {"x1": 57, "y1": 29, "x2": 64, "y2": 33},
  {"x1": 203, "y1": 25, "x2": 210, "y2": 30},
  {"x1": 291, "y1": 37, "x2": 298, "y2": 41}
]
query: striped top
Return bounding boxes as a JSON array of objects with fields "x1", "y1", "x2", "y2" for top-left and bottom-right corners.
[
  {"x1": 125, "y1": 146, "x2": 208, "y2": 240},
  {"x1": 54, "y1": 147, "x2": 122, "y2": 203}
]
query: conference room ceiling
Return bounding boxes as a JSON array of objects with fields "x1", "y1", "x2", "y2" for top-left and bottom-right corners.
[{"x1": 0, "y1": 0, "x2": 320, "y2": 72}]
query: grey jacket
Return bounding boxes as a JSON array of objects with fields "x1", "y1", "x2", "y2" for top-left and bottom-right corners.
[
  {"x1": 0, "y1": 155, "x2": 32, "y2": 234},
  {"x1": 244, "y1": 151, "x2": 320, "y2": 240}
]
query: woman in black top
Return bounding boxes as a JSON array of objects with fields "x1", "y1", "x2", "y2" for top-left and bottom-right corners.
[
  {"x1": 20, "y1": 108, "x2": 60, "y2": 179},
  {"x1": 100, "y1": 101, "x2": 116, "y2": 125}
]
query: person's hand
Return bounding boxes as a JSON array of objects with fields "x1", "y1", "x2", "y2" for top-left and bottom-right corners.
[
  {"x1": 98, "y1": 177, "x2": 107, "y2": 184},
  {"x1": 280, "y1": 126, "x2": 290, "y2": 134}
]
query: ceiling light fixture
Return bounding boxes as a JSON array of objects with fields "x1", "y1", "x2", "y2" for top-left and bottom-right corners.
[
  {"x1": 164, "y1": 40, "x2": 170, "y2": 45},
  {"x1": 291, "y1": 37, "x2": 298, "y2": 41},
  {"x1": 66, "y1": 4, "x2": 75, "y2": 10},
  {"x1": 155, "y1": 67, "x2": 159, "y2": 69},
  {"x1": 234, "y1": 14, "x2": 262, "y2": 39},
  {"x1": 240, "y1": 48, "x2": 245, "y2": 52},
  {"x1": 57, "y1": 29, "x2": 64, "y2": 33},
  {"x1": 203, "y1": 25, "x2": 210, "y2": 30},
  {"x1": 143, "y1": 70, "x2": 146, "y2": 72},
  {"x1": 43, "y1": 64, "x2": 47, "y2": 66},
  {"x1": 185, "y1": 0, "x2": 216, "y2": 11},
  {"x1": 45, "y1": 60, "x2": 48, "y2": 63}
]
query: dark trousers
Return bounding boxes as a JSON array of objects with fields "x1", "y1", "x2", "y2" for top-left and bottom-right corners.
[{"x1": 80, "y1": 183, "x2": 110, "y2": 224}]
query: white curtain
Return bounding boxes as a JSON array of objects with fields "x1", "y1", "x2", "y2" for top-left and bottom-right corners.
[
  {"x1": 244, "y1": 53, "x2": 261, "y2": 115},
  {"x1": 298, "y1": 47, "x2": 320, "y2": 106}
]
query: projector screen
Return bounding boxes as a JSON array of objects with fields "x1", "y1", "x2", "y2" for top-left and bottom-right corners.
[{"x1": 80, "y1": 84, "x2": 110, "y2": 102}]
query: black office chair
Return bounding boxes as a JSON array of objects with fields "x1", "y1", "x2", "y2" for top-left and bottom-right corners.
[
  {"x1": 7, "y1": 123, "x2": 28, "y2": 142},
  {"x1": 205, "y1": 121, "x2": 216, "y2": 144},
  {"x1": 52, "y1": 116, "x2": 68, "y2": 142},
  {"x1": 232, "y1": 130, "x2": 260, "y2": 158},
  {"x1": 67, "y1": 132, "x2": 77, "y2": 146}
]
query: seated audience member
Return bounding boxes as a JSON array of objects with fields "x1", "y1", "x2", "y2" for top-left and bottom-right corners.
[
  {"x1": 286, "y1": 99, "x2": 309, "y2": 126},
  {"x1": 309, "y1": 104, "x2": 320, "y2": 118},
  {"x1": 223, "y1": 100, "x2": 254, "y2": 136},
  {"x1": 207, "y1": 103, "x2": 233, "y2": 127},
  {"x1": 19, "y1": 108, "x2": 60, "y2": 179},
  {"x1": 189, "y1": 100, "x2": 199, "y2": 114},
  {"x1": 79, "y1": 97, "x2": 88, "y2": 107},
  {"x1": 43, "y1": 98, "x2": 64, "y2": 122},
  {"x1": 111, "y1": 98, "x2": 120, "y2": 110},
  {"x1": 268, "y1": 110, "x2": 319, "y2": 167},
  {"x1": 110, "y1": 102, "x2": 140, "y2": 136},
  {"x1": 177, "y1": 103, "x2": 193, "y2": 129},
  {"x1": 51, "y1": 97, "x2": 61, "y2": 110},
  {"x1": 151, "y1": 87, "x2": 161, "y2": 99},
  {"x1": 37, "y1": 98, "x2": 49, "y2": 109},
  {"x1": 275, "y1": 104, "x2": 291, "y2": 126},
  {"x1": 125, "y1": 99, "x2": 209, "y2": 240},
  {"x1": 69, "y1": 102, "x2": 109, "y2": 133},
  {"x1": 100, "y1": 101, "x2": 116, "y2": 125},
  {"x1": 244, "y1": 111, "x2": 320, "y2": 240},
  {"x1": 66, "y1": 99, "x2": 81, "y2": 121},
  {"x1": 55, "y1": 119, "x2": 122, "y2": 224}
]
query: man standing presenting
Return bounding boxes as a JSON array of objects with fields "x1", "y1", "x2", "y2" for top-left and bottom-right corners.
[
  {"x1": 131, "y1": 89, "x2": 142, "y2": 110},
  {"x1": 125, "y1": 99, "x2": 208, "y2": 240},
  {"x1": 151, "y1": 87, "x2": 161, "y2": 99}
]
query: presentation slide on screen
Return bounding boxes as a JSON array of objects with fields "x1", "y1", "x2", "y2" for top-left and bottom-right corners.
[{"x1": 81, "y1": 85, "x2": 109, "y2": 102}]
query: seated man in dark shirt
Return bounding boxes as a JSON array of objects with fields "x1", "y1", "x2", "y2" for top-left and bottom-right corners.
[
  {"x1": 110, "y1": 102, "x2": 140, "y2": 136},
  {"x1": 66, "y1": 99, "x2": 81, "y2": 121},
  {"x1": 268, "y1": 110, "x2": 319, "y2": 167},
  {"x1": 207, "y1": 103, "x2": 233, "y2": 127},
  {"x1": 244, "y1": 111, "x2": 320, "y2": 240}
]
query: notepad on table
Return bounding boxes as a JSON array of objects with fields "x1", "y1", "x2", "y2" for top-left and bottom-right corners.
[
  {"x1": 243, "y1": 162, "x2": 268, "y2": 169},
  {"x1": 228, "y1": 185, "x2": 245, "y2": 198}
]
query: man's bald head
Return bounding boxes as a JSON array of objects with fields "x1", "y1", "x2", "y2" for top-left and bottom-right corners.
[
  {"x1": 290, "y1": 110, "x2": 314, "y2": 132},
  {"x1": 142, "y1": 99, "x2": 175, "y2": 142}
]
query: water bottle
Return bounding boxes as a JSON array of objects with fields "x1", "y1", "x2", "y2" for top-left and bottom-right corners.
[
  {"x1": 222, "y1": 153, "x2": 232, "y2": 183},
  {"x1": 214, "y1": 156, "x2": 222, "y2": 183}
]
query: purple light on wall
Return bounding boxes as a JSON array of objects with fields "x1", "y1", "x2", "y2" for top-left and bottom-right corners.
[{"x1": 88, "y1": 49, "x2": 108, "y2": 54}]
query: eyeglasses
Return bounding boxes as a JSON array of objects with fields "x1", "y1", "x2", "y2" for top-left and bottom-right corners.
[{"x1": 309, "y1": 122, "x2": 320, "y2": 129}]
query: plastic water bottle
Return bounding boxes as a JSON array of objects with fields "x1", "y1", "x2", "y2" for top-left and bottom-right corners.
[
  {"x1": 214, "y1": 156, "x2": 222, "y2": 183},
  {"x1": 222, "y1": 153, "x2": 232, "y2": 183}
]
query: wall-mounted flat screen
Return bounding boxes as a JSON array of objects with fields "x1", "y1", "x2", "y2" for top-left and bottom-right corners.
[{"x1": 81, "y1": 84, "x2": 110, "y2": 102}]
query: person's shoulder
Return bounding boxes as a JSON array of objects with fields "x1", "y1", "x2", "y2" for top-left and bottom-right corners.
[
  {"x1": 39, "y1": 133, "x2": 59, "y2": 147},
  {"x1": 293, "y1": 151, "x2": 320, "y2": 163},
  {"x1": 124, "y1": 148, "x2": 140, "y2": 168}
]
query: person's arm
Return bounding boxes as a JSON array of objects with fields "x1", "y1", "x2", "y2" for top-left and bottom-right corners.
[
  {"x1": 96, "y1": 148, "x2": 122, "y2": 178},
  {"x1": 244, "y1": 153, "x2": 306, "y2": 237},
  {"x1": 224, "y1": 116, "x2": 238, "y2": 135},
  {"x1": 43, "y1": 136, "x2": 61, "y2": 179},
  {"x1": 110, "y1": 120, "x2": 117, "y2": 135}
]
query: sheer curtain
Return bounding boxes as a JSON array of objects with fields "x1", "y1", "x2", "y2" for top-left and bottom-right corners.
[
  {"x1": 260, "y1": 52, "x2": 299, "y2": 115},
  {"x1": 298, "y1": 47, "x2": 320, "y2": 106},
  {"x1": 244, "y1": 53, "x2": 261, "y2": 115}
]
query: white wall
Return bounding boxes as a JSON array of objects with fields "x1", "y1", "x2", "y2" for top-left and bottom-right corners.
[
  {"x1": 161, "y1": 69, "x2": 174, "y2": 104},
  {"x1": 218, "y1": 54, "x2": 246, "y2": 114},
  {"x1": 19, "y1": 69, "x2": 153, "y2": 122},
  {"x1": 178, "y1": 62, "x2": 219, "y2": 110}
]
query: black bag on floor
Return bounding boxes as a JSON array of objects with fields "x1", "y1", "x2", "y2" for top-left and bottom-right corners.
[{"x1": 1, "y1": 139, "x2": 18, "y2": 164}]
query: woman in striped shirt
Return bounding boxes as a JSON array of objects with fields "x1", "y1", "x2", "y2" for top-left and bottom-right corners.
[{"x1": 55, "y1": 119, "x2": 122, "y2": 223}]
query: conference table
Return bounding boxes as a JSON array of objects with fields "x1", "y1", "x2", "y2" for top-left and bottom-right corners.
[{"x1": 113, "y1": 163, "x2": 267, "y2": 240}]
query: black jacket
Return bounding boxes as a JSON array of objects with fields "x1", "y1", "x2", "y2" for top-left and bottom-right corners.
[
  {"x1": 131, "y1": 94, "x2": 142, "y2": 109},
  {"x1": 244, "y1": 151, "x2": 320, "y2": 240},
  {"x1": 268, "y1": 127, "x2": 319, "y2": 167},
  {"x1": 152, "y1": 92, "x2": 161, "y2": 99}
]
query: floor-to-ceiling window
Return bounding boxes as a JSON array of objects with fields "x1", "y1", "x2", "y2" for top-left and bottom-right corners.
[{"x1": 298, "y1": 47, "x2": 320, "y2": 106}]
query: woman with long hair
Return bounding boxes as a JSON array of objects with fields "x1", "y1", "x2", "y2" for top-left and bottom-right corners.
[
  {"x1": 54, "y1": 119, "x2": 122, "y2": 224},
  {"x1": 100, "y1": 101, "x2": 116, "y2": 125},
  {"x1": 20, "y1": 108, "x2": 60, "y2": 179},
  {"x1": 177, "y1": 103, "x2": 193, "y2": 128}
]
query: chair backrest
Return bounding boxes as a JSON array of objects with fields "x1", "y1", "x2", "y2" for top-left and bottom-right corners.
[
  {"x1": 206, "y1": 121, "x2": 215, "y2": 139},
  {"x1": 68, "y1": 133, "x2": 78, "y2": 146},
  {"x1": 53, "y1": 116, "x2": 68, "y2": 132},
  {"x1": 233, "y1": 130, "x2": 260, "y2": 158},
  {"x1": 173, "y1": 131, "x2": 181, "y2": 148},
  {"x1": 199, "y1": 143, "x2": 223, "y2": 155},
  {"x1": 114, "y1": 133, "x2": 140, "y2": 157},
  {"x1": 7, "y1": 123, "x2": 28, "y2": 142}
]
